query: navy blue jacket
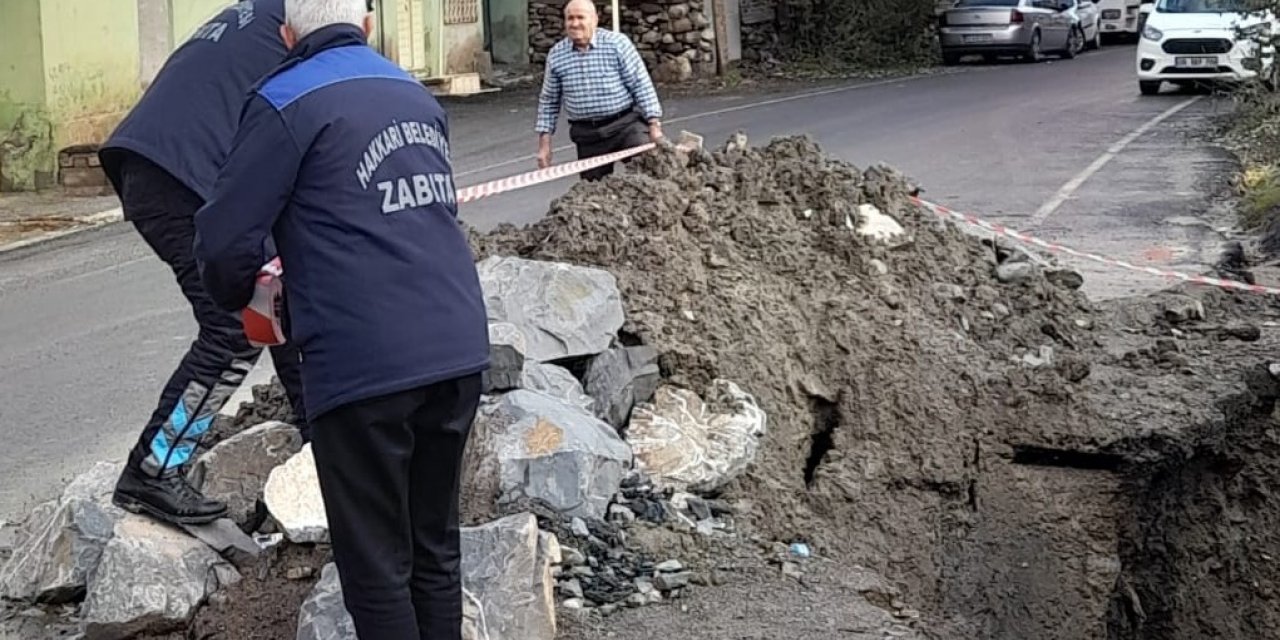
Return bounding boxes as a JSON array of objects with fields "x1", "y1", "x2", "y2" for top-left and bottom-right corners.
[
  {"x1": 100, "y1": 0, "x2": 288, "y2": 205},
  {"x1": 193, "y1": 25, "x2": 490, "y2": 421}
]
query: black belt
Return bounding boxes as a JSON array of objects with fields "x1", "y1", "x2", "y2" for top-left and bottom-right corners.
[{"x1": 568, "y1": 107, "x2": 636, "y2": 127}]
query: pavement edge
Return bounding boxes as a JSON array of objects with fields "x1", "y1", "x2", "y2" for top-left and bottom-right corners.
[{"x1": 0, "y1": 207, "x2": 125, "y2": 256}]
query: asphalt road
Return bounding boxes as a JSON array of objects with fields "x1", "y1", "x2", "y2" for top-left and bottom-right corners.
[{"x1": 0, "y1": 44, "x2": 1240, "y2": 521}]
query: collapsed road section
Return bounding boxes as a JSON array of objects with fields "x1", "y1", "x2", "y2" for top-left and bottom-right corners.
[{"x1": 2, "y1": 135, "x2": 1279, "y2": 640}]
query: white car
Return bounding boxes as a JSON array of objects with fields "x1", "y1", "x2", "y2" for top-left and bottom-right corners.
[
  {"x1": 1096, "y1": 0, "x2": 1145, "y2": 39},
  {"x1": 1136, "y1": 0, "x2": 1279, "y2": 95}
]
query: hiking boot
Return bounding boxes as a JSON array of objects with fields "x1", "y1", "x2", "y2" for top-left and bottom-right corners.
[{"x1": 112, "y1": 464, "x2": 227, "y2": 525}]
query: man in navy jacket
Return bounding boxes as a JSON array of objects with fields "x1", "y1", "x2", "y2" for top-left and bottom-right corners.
[
  {"x1": 193, "y1": 2, "x2": 489, "y2": 638},
  {"x1": 96, "y1": 0, "x2": 309, "y2": 527}
]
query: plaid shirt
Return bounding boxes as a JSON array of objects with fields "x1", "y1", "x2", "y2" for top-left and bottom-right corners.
[{"x1": 535, "y1": 29, "x2": 663, "y2": 135}]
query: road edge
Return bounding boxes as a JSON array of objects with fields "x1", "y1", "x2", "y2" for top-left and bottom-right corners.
[{"x1": 0, "y1": 207, "x2": 124, "y2": 256}]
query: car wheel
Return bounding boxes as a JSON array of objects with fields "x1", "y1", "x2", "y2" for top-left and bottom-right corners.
[
  {"x1": 1023, "y1": 31, "x2": 1043, "y2": 63},
  {"x1": 1061, "y1": 27, "x2": 1083, "y2": 59},
  {"x1": 1139, "y1": 80, "x2": 1161, "y2": 95},
  {"x1": 1087, "y1": 23, "x2": 1102, "y2": 50}
]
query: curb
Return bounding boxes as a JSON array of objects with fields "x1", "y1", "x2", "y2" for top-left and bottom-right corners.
[{"x1": 0, "y1": 207, "x2": 124, "y2": 256}]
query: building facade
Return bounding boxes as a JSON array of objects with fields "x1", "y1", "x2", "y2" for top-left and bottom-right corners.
[{"x1": 0, "y1": 0, "x2": 486, "y2": 193}]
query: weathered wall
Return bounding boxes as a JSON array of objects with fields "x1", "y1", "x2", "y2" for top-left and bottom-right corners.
[
  {"x1": 489, "y1": 0, "x2": 530, "y2": 64},
  {"x1": 0, "y1": 0, "x2": 55, "y2": 191},
  {"x1": 529, "y1": 0, "x2": 717, "y2": 81},
  {"x1": 170, "y1": 0, "x2": 234, "y2": 41},
  {"x1": 39, "y1": 0, "x2": 142, "y2": 156},
  {"x1": 445, "y1": 15, "x2": 489, "y2": 74},
  {"x1": 739, "y1": 0, "x2": 778, "y2": 63}
]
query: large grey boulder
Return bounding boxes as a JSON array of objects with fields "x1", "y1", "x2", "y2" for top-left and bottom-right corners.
[
  {"x1": 463, "y1": 390, "x2": 632, "y2": 521},
  {"x1": 0, "y1": 462, "x2": 124, "y2": 603},
  {"x1": 460, "y1": 513, "x2": 558, "y2": 640},
  {"x1": 81, "y1": 516, "x2": 240, "y2": 640},
  {"x1": 584, "y1": 345, "x2": 661, "y2": 429},
  {"x1": 262, "y1": 443, "x2": 329, "y2": 544},
  {"x1": 520, "y1": 361, "x2": 595, "y2": 414},
  {"x1": 296, "y1": 513, "x2": 557, "y2": 640},
  {"x1": 484, "y1": 322, "x2": 529, "y2": 393},
  {"x1": 477, "y1": 256, "x2": 625, "y2": 362},
  {"x1": 626, "y1": 379, "x2": 767, "y2": 493},
  {"x1": 191, "y1": 421, "x2": 303, "y2": 529}
]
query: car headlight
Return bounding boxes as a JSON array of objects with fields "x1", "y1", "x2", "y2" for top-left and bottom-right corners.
[{"x1": 1142, "y1": 24, "x2": 1163, "y2": 41}]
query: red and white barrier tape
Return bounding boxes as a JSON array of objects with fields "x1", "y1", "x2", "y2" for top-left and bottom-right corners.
[
  {"x1": 456, "y1": 143, "x2": 655, "y2": 203},
  {"x1": 912, "y1": 196, "x2": 1280, "y2": 297}
]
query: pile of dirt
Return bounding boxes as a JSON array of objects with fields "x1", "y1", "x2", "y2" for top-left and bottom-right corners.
[
  {"x1": 469, "y1": 135, "x2": 1280, "y2": 638},
  {"x1": 470, "y1": 135, "x2": 1103, "y2": 609},
  {"x1": 48, "y1": 133, "x2": 1280, "y2": 640}
]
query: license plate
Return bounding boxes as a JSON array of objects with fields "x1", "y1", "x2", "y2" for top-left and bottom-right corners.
[
  {"x1": 1104, "y1": 24, "x2": 1118, "y2": 30},
  {"x1": 1175, "y1": 56, "x2": 1217, "y2": 68},
  {"x1": 963, "y1": 34, "x2": 993, "y2": 44}
]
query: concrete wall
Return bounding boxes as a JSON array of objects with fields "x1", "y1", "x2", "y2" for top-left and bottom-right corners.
[
  {"x1": 171, "y1": 0, "x2": 232, "y2": 42},
  {"x1": 0, "y1": 0, "x2": 54, "y2": 191},
  {"x1": 488, "y1": 0, "x2": 528, "y2": 65},
  {"x1": 39, "y1": 0, "x2": 142, "y2": 154}
]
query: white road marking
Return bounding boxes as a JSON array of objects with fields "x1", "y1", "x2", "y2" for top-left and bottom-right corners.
[
  {"x1": 453, "y1": 72, "x2": 968, "y2": 180},
  {"x1": 1029, "y1": 96, "x2": 1201, "y2": 228}
]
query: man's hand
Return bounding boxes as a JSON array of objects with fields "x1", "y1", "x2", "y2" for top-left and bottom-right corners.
[
  {"x1": 648, "y1": 120, "x2": 664, "y2": 143},
  {"x1": 537, "y1": 135, "x2": 553, "y2": 169}
]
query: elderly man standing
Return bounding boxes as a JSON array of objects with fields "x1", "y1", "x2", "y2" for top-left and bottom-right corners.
[
  {"x1": 193, "y1": 0, "x2": 489, "y2": 638},
  {"x1": 535, "y1": 0, "x2": 664, "y2": 180}
]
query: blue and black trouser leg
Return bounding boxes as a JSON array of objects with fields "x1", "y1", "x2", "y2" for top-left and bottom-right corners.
[{"x1": 114, "y1": 152, "x2": 308, "y2": 480}]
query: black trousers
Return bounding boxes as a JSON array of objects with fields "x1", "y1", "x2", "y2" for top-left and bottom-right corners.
[
  {"x1": 569, "y1": 108, "x2": 650, "y2": 181},
  {"x1": 116, "y1": 152, "x2": 308, "y2": 477},
  {"x1": 310, "y1": 374, "x2": 482, "y2": 640}
]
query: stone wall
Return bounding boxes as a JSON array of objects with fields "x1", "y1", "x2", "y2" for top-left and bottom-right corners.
[
  {"x1": 739, "y1": 0, "x2": 780, "y2": 64},
  {"x1": 529, "y1": 0, "x2": 717, "y2": 82}
]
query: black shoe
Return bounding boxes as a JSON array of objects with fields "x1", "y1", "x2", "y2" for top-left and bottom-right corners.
[{"x1": 112, "y1": 465, "x2": 227, "y2": 525}]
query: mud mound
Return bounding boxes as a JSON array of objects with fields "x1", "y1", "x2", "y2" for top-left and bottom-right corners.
[{"x1": 470, "y1": 135, "x2": 1108, "y2": 613}]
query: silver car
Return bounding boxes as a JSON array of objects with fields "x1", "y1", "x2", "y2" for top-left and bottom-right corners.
[{"x1": 939, "y1": 0, "x2": 1095, "y2": 63}]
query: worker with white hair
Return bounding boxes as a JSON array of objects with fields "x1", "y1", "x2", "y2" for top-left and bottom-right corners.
[
  {"x1": 194, "y1": 1, "x2": 490, "y2": 638},
  {"x1": 535, "y1": 0, "x2": 665, "y2": 180}
]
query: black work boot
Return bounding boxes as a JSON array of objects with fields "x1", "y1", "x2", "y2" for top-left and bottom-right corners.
[{"x1": 112, "y1": 464, "x2": 227, "y2": 525}]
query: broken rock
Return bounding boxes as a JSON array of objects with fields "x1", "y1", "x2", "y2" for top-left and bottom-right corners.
[
  {"x1": 466, "y1": 390, "x2": 632, "y2": 520},
  {"x1": 263, "y1": 444, "x2": 329, "y2": 544},
  {"x1": 1162, "y1": 295, "x2": 1206, "y2": 324},
  {"x1": 484, "y1": 322, "x2": 528, "y2": 393},
  {"x1": 0, "y1": 462, "x2": 124, "y2": 603},
  {"x1": 477, "y1": 256, "x2": 625, "y2": 362},
  {"x1": 520, "y1": 361, "x2": 596, "y2": 414},
  {"x1": 191, "y1": 421, "x2": 303, "y2": 530},
  {"x1": 854, "y1": 203, "x2": 910, "y2": 248},
  {"x1": 297, "y1": 513, "x2": 556, "y2": 640},
  {"x1": 626, "y1": 380, "x2": 767, "y2": 493},
  {"x1": 584, "y1": 345, "x2": 661, "y2": 429},
  {"x1": 82, "y1": 516, "x2": 240, "y2": 640}
]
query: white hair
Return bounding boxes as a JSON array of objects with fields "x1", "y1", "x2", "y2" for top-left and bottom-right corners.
[{"x1": 284, "y1": 0, "x2": 370, "y2": 39}]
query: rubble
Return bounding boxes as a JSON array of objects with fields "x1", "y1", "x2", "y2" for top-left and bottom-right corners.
[
  {"x1": 296, "y1": 513, "x2": 557, "y2": 640},
  {"x1": 0, "y1": 462, "x2": 123, "y2": 603},
  {"x1": 81, "y1": 516, "x2": 240, "y2": 640},
  {"x1": 263, "y1": 444, "x2": 329, "y2": 544},
  {"x1": 520, "y1": 361, "x2": 596, "y2": 414},
  {"x1": 484, "y1": 322, "x2": 529, "y2": 393},
  {"x1": 584, "y1": 345, "x2": 661, "y2": 429},
  {"x1": 191, "y1": 420, "x2": 303, "y2": 530},
  {"x1": 477, "y1": 256, "x2": 625, "y2": 363},
  {"x1": 8, "y1": 134, "x2": 1280, "y2": 640},
  {"x1": 464, "y1": 390, "x2": 631, "y2": 521},
  {"x1": 626, "y1": 380, "x2": 767, "y2": 493}
]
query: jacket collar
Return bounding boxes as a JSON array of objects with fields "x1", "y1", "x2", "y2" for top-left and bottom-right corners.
[
  {"x1": 283, "y1": 23, "x2": 369, "y2": 64},
  {"x1": 255, "y1": 23, "x2": 368, "y2": 91}
]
